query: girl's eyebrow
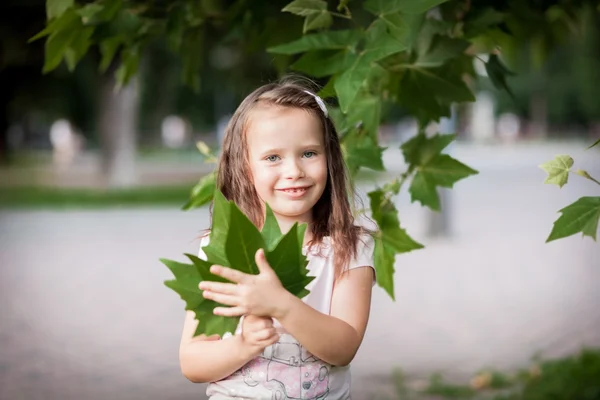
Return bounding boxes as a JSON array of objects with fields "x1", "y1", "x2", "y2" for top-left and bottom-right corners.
[{"x1": 258, "y1": 144, "x2": 323, "y2": 156}]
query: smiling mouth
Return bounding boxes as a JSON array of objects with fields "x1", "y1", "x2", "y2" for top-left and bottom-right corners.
[{"x1": 278, "y1": 186, "x2": 310, "y2": 194}]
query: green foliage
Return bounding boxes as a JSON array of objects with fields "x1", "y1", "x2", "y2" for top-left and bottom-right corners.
[
  {"x1": 539, "y1": 155, "x2": 573, "y2": 189},
  {"x1": 282, "y1": 0, "x2": 333, "y2": 33},
  {"x1": 369, "y1": 190, "x2": 424, "y2": 299},
  {"x1": 402, "y1": 133, "x2": 478, "y2": 210},
  {"x1": 34, "y1": 0, "x2": 599, "y2": 302},
  {"x1": 496, "y1": 349, "x2": 600, "y2": 400},
  {"x1": 162, "y1": 190, "x2": 314, "y2": 336},
  {"x1": 546, "y1": 197, "x2": 600, "y2": 242},
  {"x1": 485, "y1": 54, "x2": 515, "y2": 98},
  {"x1": 387, "y1": 349, "x2": 600, "y2": 400},
  {"x1": 588, "y1": 139, "x2": 600, "y2": 150},
  {"x1": 540, "y1": 146, "x2": 600, "y2": 242}
]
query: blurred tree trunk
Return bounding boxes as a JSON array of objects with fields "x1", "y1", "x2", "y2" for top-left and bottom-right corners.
[
  {"x1": 98, "y1": 70, "x2": 139, "y2": 187},
  {"x1": 0, "y1": 87, "x2": 9, "y2": 165},
  {"x1": 530, "y1": 89, "x2": 548, "y2": 139}
]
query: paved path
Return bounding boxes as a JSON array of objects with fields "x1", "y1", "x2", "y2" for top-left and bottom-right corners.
[{"x1": 1, "y1": 143, "x2": 599, "y2": 400}]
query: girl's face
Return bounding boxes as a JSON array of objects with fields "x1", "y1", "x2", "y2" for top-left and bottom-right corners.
[{"x1": 246, "y1": 106, "x2": 327, "y2": 232}]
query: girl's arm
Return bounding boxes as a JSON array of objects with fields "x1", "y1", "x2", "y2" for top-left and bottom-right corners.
[
  {"x1": 201, "y1": 248, "x2": 375, "y2": 367},
  {"x1": 179, "y1": 311, "x2": 254, "y2": 383},
  {"x1": 275, "y1": 266, "x2": 374, "y2": 366}
]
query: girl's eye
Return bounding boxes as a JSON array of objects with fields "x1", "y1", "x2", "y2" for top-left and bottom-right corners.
[
  {"x1": 303, "y1": 151, "x2": 316, "y2": 158},
  {"x1": 266, "y1": 155, "x2": 280, "y2": 162}
]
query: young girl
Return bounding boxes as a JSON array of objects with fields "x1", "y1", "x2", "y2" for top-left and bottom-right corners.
[{"x1": 179, "y1": 79, "x2": 376, "y2": 400}]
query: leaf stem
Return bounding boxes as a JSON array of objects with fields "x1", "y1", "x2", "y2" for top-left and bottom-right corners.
[
  {"x1": 330, "y1": 11, "x2": 351, "y2": 19},
  {"x1": 585, "y1": 175, "x2": 600, "y2": 186},
  {"x1": 574, "y1": 169, "x2": 600, "y2": 186}
]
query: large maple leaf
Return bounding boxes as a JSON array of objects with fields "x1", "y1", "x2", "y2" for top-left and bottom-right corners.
[{"x1": 161, "y1": 190, "x2": 314, "y2": 337}]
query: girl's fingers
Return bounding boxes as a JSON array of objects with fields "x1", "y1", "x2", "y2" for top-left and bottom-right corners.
[
  {"x1": 210, "y1": 265, "x2": 248, "y2": 284},
  {"x1": 213, "y1": 306, "x2": 248, "y2": 317},
  {"x1": 198, "y1": 281, "x2": 238, "y2": 294},
  {"x1": 257, "y1": 331, "x2": 280, "y2": 347},
  {"x1": 253, "y1": 327, "x2": 277, "y2": 341},
  {"x1": 203, "y1": 291, "x2": 238, "y2": 306}
]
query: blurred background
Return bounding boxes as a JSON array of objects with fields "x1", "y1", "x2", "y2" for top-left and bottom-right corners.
[{"x1": 0, "y1": 0, "x2": 599, "y2": 399}]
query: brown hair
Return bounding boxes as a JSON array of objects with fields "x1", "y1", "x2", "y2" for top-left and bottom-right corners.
[{"x1": 214, "y1": 77, "x2": 368, "y2": 278}]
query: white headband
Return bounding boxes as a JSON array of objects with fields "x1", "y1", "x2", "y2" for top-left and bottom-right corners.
[{"x1": 303, "y1": 90, "x2": 328, "y2": 118}]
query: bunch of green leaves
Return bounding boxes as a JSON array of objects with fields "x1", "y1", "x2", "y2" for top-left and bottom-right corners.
[
  {"x1": 31, "y1": 0, "x2": 241, "y2": 89},
  {"x1": 184, "y1": 0, "x2": 485, "y2": 298},
  {"x1": 539, "y1": 139, "x2": 600, "y2": 242},
  {"x1": 161, "y1": 190, "x2": 314, "y2": 337},
  {"x1": 37, "y1": 0, "x2": 595, "y2": 302}
]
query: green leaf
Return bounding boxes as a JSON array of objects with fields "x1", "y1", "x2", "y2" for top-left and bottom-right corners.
[
  {"x1": 76, "y1": 4, "x2": 104, "y2": 21},
  {"x1": 587, "y1": 138, "x2": 600, "y2": 150},
  {"x1": 291, "y1": 49, "x2": 357, "y2": 77},
  {"x1": 268, "y1": 30, "x2": 361, "y2": 54},
  {"x1": 30, "y1": 7, "x2": 77, "y2": 43},
  {"x1": 162, "y1": 255, "x2": 237, "y2": 336},
  {"x1": 226, "y1": 206, "x2": 265, "y2": 275},
  {"x1": 163, "y1": 190, "x2": 314, "y2": 337},
  {"x1": 369, "y1": 189, "x2": 424, "y2": 299},
  {"x1": 335, "y1": 20, "x2": 406, "y2": 112},
  {"x1": 43, "y1": 22, "x2": 81, "y2": 73},
  {"x1": 546, "y1": 197, "x2": 600, "y2": 242},
  {"x1": 282, "y1": 0, "x2": 332, "y2": 33},
  {"x1": 182, "y1": 172, "x2": 216, "y2": 211},
  {"x1": 397, "y1": 65, "x2": 475, "y2": 123},
  {"x1": 115, "y1": 46, "x2": 140, "y2": 87},
  {"x1": 364, "y1": 0, "x2": 449, "y2": 15},
  {"x1": 202, "y1": 190, "x2": 231, "y2": 267},
  {"x1": 262, "y1": 204, "x2": 283, "y2": 251},
  {"x1": 379, "y1": 12, "x2": 424, "y2": 46},
  {"x1": 99, "y1": 37, "x2": 122, "y2": 73},
  {"x1": 485, "y1": 54, "x2": 515, "y2": 97},
  {"x1": 318, "y1": 76, "x2": 337, "y2": 99},
  {"x1": 283, "y1": 0, "x2": 327, "y2": 16},
  {"x1": 47, "y1": 0, "x2": 74, "y2": 20},
  {"x1": 415, "y1": 36, "x2": 469, "y2": 68},
  {"x1": 344, "y1": 131, "x2": 386, "y2": 172},
  {"x1": 64, "y1": 26, "x2": 94, "y2": 71},
  {"x1": 303, "y1": 10, "x2": 333, "y2": 33},
  {"x1": 265, "y1": 223, "x2": 313, "y2": 299},
  {"x1": 409, "y1": 154, "x2": 479, "y2": 210},
  {"x1": 345, "y1": 93, "x2": 382, "y2": 137},
  {"x1": 401, "y1": 133, "x2": 455, "y2": 165},
  {"x1": 539, "y1": 155, "x2": 573, "y2": 188}
]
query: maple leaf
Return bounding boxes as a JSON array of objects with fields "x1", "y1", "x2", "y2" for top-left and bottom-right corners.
[
  {"x1": 161, "y1": 190, "x2": 315, "y2": 337},
  {"x1": 402, "y1": 133, "x2": 478, "y2": 211},
  {"x1": 546, "y1": 196, "x2": 600, "y2": 242},
  {"x1": 368, "y1": 189, "x2": 423, "y2": 299},
  {"x1": 539, "y1": 155, "x2": 573, "y2": 188}
]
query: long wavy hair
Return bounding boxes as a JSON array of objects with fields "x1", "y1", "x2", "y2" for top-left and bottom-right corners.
[{"x1": 214, "y1": 77, "x2": 367, "y2": 278}]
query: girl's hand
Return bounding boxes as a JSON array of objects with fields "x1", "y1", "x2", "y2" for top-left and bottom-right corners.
[
  {"x1": 198, "y1": 248, "x2": 291, "y2": 318},
  {"x1": 240, "y1": 315, "x2": 279, "y2": 358}
]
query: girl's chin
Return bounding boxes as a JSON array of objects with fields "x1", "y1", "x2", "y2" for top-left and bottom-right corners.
[{"x1": 269, "y1": 206, "x2": 313, "y2": 220}]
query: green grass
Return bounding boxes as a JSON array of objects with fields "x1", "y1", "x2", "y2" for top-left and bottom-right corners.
[
  {"x1": 386, "y1": 349, "x2": 600, "y2": 400},
  {"x1": 0, "y1": 168, "x2": 389, "y2": 209},
  {"x1": 0, "y1": 185, "x2": 193, "y2": 209}
]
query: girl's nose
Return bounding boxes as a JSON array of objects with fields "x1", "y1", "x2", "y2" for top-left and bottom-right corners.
[{"x1": 284, "y1": 159, "x2": 305, "y2": 179}]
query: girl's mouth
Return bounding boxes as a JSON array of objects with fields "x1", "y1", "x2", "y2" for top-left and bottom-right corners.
[{"x1": 278, "y1": 186, "x2": 310, "y2": 197}]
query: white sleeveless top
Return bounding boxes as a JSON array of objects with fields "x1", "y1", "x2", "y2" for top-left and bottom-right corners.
[{"x1": 197, "y1": 234, "x2": 375, "y2": 400}]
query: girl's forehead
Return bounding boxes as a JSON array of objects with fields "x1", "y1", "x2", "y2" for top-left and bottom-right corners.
[{"x1": 245, "y1": 105, "x2": 324, "y2": 146}]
